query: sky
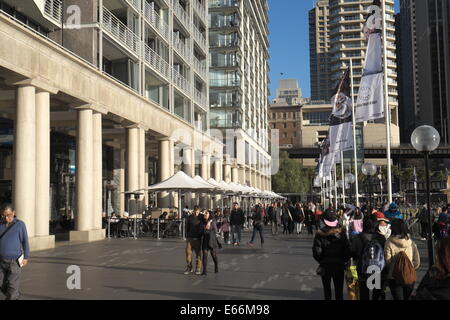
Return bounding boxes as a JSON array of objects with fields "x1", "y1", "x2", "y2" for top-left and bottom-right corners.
[{"x1": 268, "y1": 0, "x2": 400, "y2": 100}]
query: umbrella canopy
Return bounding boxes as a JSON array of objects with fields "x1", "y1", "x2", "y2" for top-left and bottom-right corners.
[
  {"x1": 194, "y1": 175, "x2": 217, "y2": 190},
  {"x1": 142, "y1": 171, "x2": 216, "y2": 192},
  {"x1": 207, "y1": 178, "x2": 227, "y2": 193}
]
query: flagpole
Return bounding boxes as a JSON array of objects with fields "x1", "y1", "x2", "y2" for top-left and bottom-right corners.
[
  {"x1": 334, "y1": 163, "x2": 338, "y2": 208},
  {"x1": 350, "y1": 59, "x2": 360, "y2": 207},
  {"x1": 341, "y1": 151, "x2": 345, "y2": 204},
  {"x1": 382, "y1": 0, "x2": 393, "y2": 203}
]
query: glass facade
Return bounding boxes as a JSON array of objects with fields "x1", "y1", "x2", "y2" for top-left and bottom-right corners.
[{"x1": 303, "y1": 111, "x2": 331, "y2": 126}]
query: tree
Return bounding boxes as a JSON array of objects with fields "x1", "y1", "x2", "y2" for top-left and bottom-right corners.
[{"x1": 272, "y1": 152, "x2": 313, "y2": 194}]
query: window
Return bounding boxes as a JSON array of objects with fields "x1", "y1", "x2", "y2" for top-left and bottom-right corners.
[{"x1": 283, "y1": 123, "x2": 287, "y2": 129}]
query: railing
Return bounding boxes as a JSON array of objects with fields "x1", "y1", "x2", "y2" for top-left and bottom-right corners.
[
  {"x1": 192, "y1": 26, "x2": 207, "y2": 52},
  {"x1": 143, "y1": 1, "x2": 170, "y2": 40},
  {"x1": 102, "y1": 7, "x2": 140, "y2": 56},
  {"x1": 172, "y1": 0, "x2": 190, "y2": 30},
  {"x1": 172, "y1": 69, "x2": 190, "y2": 95},
  {"x1": 44, "y1": 0, "x2": 63, "y2": 22},
  {"x1": 143, "y1": 44, "x2": 170, "y2": 79},
  {"x1": 193, "y1": 0, "x2": 207, "y2": 22},
  {"x1": 209, "y1": 0, "x2": 239, "y2": 8},
  {"x1": 173, "y1": 36, "x2": 190, "y2": 61},
  {"x1": 125, "y1": 0, "x2": 140, "y2": 11},
  {"x1": 193, "y1": 58, "x2": 207, "y2": 79},
  {"x1": 194, "y1": 89, "x2": 208, "y2": 108}
]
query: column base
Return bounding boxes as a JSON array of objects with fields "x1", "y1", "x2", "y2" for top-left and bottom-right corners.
[
  {"x1": 69, "y1": 229, "x2": 106, "y2": 242},
  {"x1": 29, "y1": 235, "x2": 55, "y2": 252}
]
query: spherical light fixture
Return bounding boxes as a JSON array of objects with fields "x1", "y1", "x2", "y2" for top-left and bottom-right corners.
[
  {"x1": 361, "y1": 162, "x2": 377, "y2": 176},
  {"x1": 411, "y1": 125, "x2": 440, "y2": 152}
]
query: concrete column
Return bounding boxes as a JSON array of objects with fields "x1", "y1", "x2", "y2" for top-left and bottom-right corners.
[
  {"x1": 119, "y1": 148, "x2": 125, "y2": 214},
  {"x1": 92, "y1": 112, "x2": 103, "y2": 230},
  {"x1": 238, "y1": 165, "x2": 246, "y2": 185},
  {"x1": 35, "y1": 91, "x2": 50, "y2": 239},
  {"x1": 158, "y1": 139, "x2": 172, "y2": 207},
  {"x1": 169, "y1": 141, "x2": 177, "y2": 208},
  {"x1": 139, "y1": 128, "x2": 146, "y2": 202},
  {"x1": 183, "y1": 147, "x2": 193, "y2": 208},
  {"x1": 231, "y1": 165, "x2": 239, "y2": 183},
  {"x1": 200, "y1": 152, "x2": 210, "y2": 208},
  {"x1": 224, "y1": 156, "x2": 232, "y2": 183},
  {"x1": 74, "y1": 108, "x2": 93, "y2": 232},
  {"x1": 126, "y1": 127, "x2": 139, "y2": 194},
  {"x1": 14, "y1": 85, "x2": 36, "y2": 237}
]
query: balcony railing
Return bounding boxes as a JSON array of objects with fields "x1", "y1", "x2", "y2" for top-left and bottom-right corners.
[
  {"x1": 194, "y1": 89, "x2": 208, "y2": 108},
  {"x1": 193, "y1": 0, "x2": 208, "y2": 22},
  {"x1": 172, "y1": 69, "x2": 190, "y2": 95},
  {"x1": 209, "y1": 38, "x2": 239, "y2": 48},
  {"x1": 192, "y1": 26, "x2": 207, "y2": 52},
  {"x1": 143, "y1": 2, "x2": 170, "y2": 40},
  {"x1": 173, "y1": 36, "x2": 190, "y2": 61},
  {"x1": 144, "y1": 44, "x2": 170, "y2": 80},
  {"x1": 102, "y1": 7, "x2": 140, "y2": 56},
  {"x1": 172, "y1": 0, "x2": 191, "y2": 30},
  {"x1": 209, "y1": 0, "x2": 239, "y2": 8},
  {"x1": 193, "y1": 58, "x2": 207, "y2": 79},
  {"x1": 125, "y1": 0, "x2": 140, "y2": 11},
  {"x1": 44, "y1": 0, "x2": 63, "y2": 22}
]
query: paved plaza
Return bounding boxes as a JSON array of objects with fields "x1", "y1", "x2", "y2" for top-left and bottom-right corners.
[{"x1": 1, "y1": 228, "x2": 430, "y2": 300}]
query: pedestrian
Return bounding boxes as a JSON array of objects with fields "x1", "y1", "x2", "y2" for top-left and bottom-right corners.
[
  {"x1": 417, "y1": 205, "x2": 429, "y2": 241},
  {"x1": 201, "y1": 211, "x2": 219, "y2": 275},
  {"x1": 312, "y1": 209, "x2": 350, "y2": 300},
  {"x1": 184, "y1": 206, "x2": 203, "y2": 275},
  {"x1": 272, "y1": 202, "x2": 282, "y2": 236},
  {"x1": 281, "y1": 203, "x2": 292, "y2": 235},
  {"x1": 294, "y1": 202, "x2": 305, "y2": 235},
  {"x1": 314, "y1": 206, "x2": 323, "y2": 231},
  {"x1": 432, "y1": 210, "x2": 449, "y2": 241},
  {"x1": 230, "y1": 202, "x2": 245, "y2": 246},
  {"x1": 350, "y1": 215, "x2": 386, "y2": 300},
  {"x1": 248, "y1": 204, "x2": 264, "y2": 248},
  {"x1": 304, "y1": 204, "x2": 314, "y2": 235},
  {"x1": 413, "y1": 237, "x2": 450, "y2": 300},
  {"x1": 349, "y1": 207, "x2": 364, "y2": 239},
  {"x1": 384, "y1": 219, "x2": 420, "y2": 300},
  {"x1": 384, "y1": 202, "x2": 403, "y2": 222},
  {"x1": 220, "y1": 212, "x2": 231, "y2": 245},
  {"x1": 0, "y1": 204, "x2": 30, "y2": 300}
]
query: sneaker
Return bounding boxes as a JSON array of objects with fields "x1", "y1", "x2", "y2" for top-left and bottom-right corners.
[
  {"x1": 195, "y1": 271, "x2": 202, "y2": 275},
  {"x1": 247, "y1": 242, "x2": 254, "y2": 247},
  {"x1": 233, "y1": 242, "x2": 237, "y2": 246},
  {"x1": 184, "y1": 268, "x2": 193, "y2": 275}
]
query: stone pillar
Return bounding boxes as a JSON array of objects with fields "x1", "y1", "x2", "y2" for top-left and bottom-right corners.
[
  {"x1": 169, "y1": 141, "x2": 177, "y2": 209},
  {"x1": 213, "y1": 156, "x2": 223, "y2": 208},
  {"x1": 200, "y1": 152, "x2": 210, "y2": 208},
  {"x1": 158, "y1": 139, "x2": 172, "y2": 207},
  {"x1": 238, "y1": 165, "x2": 246, "y2": 185},
  {"x1": 35, "y1": 90, "x2": 51, "y2": 241},
  {"x1": 119, "y1": 148, "x2": 126, "y2": 214},
  {"x1": 183, "y1": 147, "x2": 193, "y2": 208},
  {"x1": 74, "y1": 108, "x2": 93, "y2": 232},
  {"x1": 92, "y1": 112, "x2": 103, "y2": 230},
  {"x1": 224, "y1": 156, "x2": 231, "y2": 183},
  {"x1": 139, "y1": 128, "x2": 146, "y2": 203},
  {"x1": 14, "y1": 85, "x2": 36, "y2": 237},
  {"x1": 126, "y1": 127, "x2": 139, "y2": 194},
  {"x1": 231, "y1": 165, "x2": 239, "y2": 183}
]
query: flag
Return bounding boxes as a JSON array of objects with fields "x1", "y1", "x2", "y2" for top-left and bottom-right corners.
[
  {"x1": 318, "y1": 136, "x2": 336, "y2": 178},
  {"x1": 355, "y1": 0, "x2": 384, "y2": 123},
  {"x1": 413, "y1": 167, "x2": 417, "y2": 190},
  {"x1": 329, "y1": 68, "x2": 354, "y2": 154}
]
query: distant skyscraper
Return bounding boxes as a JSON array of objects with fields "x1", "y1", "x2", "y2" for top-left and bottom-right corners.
[
  {"x1": 309, "y1": 0, "x2": 331, "y2": 101},
  {"x1": 397, "y1": 0, "x2": 450, "y2": 144}
]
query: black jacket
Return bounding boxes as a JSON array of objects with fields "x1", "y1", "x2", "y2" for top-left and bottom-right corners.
[
  {"x1": 186, "y1": 214, "x2": 203, "y2": 238},
  {"x1": 312, "y1": 226, "x2": 350, "y2": 267},
  {"x1": 201, "y1": 218, "x2": 218, "y2": 250},
  {"x1": 414, "y1": 268, "x2": 450, "y2": 300},
  {"x1": 293, "y1": 207, "x2": 305, "y2": 223},
  {"x1": 230, "y1": 209, "x2": 245, "y2": 226}
]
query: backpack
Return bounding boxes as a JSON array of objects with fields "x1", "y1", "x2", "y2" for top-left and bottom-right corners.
[
  {"x1": 392, "y1": 250, "x2": 417, "y2": 285},
  {"x1": 360, "y1": 239, "x2": 385, "y2": 276},
  {"x1": 439, "y1": 223, "x2": 448, "y2": 239}
]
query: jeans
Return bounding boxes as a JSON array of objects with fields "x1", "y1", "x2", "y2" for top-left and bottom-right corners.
[
  {"x1": 0, "y1": 259, "x2": 21, "y2": 300},
  {"x1": 295, "y1": 222, "x2": 303, "y2": 234},
  {"x1": 202, "y1": 249, "x2": 218, "y2": 274},
  {"x1": 223, "y1": 231, "x2": 230, "y2": 244},
  {"x1": 231, "y1": 225, "x2": 242, "y2": 244},
  {"x1": 271, "y1": 221, "x2": 279, "y2": 235},
  {"x1": 250, "y1": 223, "x2": 264, "y2": 244},
  {"x1": 185, "y1": 238, "x2": 202, "y2": 272},
  {"x1": 320, "y1": 265, "x2": 345, "y2": 300},
  {"x1": 388, "y1": 279, "x2": 414, "y2": 300},
  {"x1": 420, "y1": 222, "x2": 428, "y2": 239}
]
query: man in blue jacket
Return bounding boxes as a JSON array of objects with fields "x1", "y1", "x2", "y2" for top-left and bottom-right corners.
[
  {"x1": 384, "y1": 202, "x2": 403, "y2": 222},
  {"x1": 0, "y1": 204, "x2": 29, "y2": 300}
]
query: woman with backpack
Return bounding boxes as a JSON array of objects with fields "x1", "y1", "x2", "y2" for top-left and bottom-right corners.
[
  {"x1": 384, "y1": 219, "x2": 420, "y2": 300},
  {"x1": 350, "y1": 215, "x2": 387, "y2": 300},
  {"x1": 312, "y1": 210, "x2": 351, "y2": 300},
  {"x1": 413, "y1": 237, "x2": 450, "y2": 300}
]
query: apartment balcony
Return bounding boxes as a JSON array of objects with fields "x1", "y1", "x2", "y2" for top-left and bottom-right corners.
[
  {"x1": 143, "y1": 44, "x2": 171, "y2": 81},
  {"x1": 192, "y1": 26, "x2": 208, "y2": 54},
  {"x1": 193, "y1": 58, "x2": 208, "y2": 80},
  {"x1": 209, "y1": 0, "x2": 240, "y2": 10},
  {"x1": 172, "y1": 0, "x2": 191, "y2": 32},
  {"x1": 143, "y1": 1, "x2": 170, "y2": 41},
  {"x1": 172, "y1": 69, "x2": 191, "y2": 96},
  {"x1": 194, "y1": 89, "x2": 208, "y2": 109},
  {"x1": 193, "y1": 0, "x2": 208, "y2": 23},
  {"x1": 173, "y1": 37, "x2": 191, "y2": 62},
  {"x1": 125, "y1": 0, "x2": 140, "y2": 12},
  {"x1": 210, "y1": 78, "x2": 241, "y2": 87},
  {"x1": 44, "y1": 0, "x2": 63, "y2": 25},
  {"x1": 101, "y1": 7, "x2": 141, "y2": 57},
  {"x1": 209, "y1": 38, "x2": 240, "y2": 49}
]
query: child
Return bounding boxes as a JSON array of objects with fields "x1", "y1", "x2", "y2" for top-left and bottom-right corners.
[{"x1": 221, "y1": 214, "x2": 231, "y2": 244}]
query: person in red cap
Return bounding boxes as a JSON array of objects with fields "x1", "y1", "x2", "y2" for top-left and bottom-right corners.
[{"x1": 373, "y1": 211, "x2": 391, "y2": 239}]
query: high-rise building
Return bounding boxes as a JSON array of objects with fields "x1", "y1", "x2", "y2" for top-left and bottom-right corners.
[
  {"x1": 309, "y1": 0, "x2": 400, "y2": 150},
  {"x1": 309, "y1": 0, "x2": 332, "y2": 101},
  {"x1": 397, "y1": 0, "x2": 450, "y2": 144},
  {"x1": 209, "y1": 0, "x2": 271, "y2": 190}
]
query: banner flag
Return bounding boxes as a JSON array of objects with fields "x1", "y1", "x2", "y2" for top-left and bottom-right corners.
[
  {"x1": 355, "y1": 0, "x2": 385, "y2": 122},
  {"x1": 329, "y1": 68, "x2": 354, "y2": 153}
]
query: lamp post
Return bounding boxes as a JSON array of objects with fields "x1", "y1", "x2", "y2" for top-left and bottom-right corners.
[
  {"x1": 362, "y1": 162, "x2": 377, "y2": 211},
  {"x1": 345, "y1": 173, "x2": 355, "y2": 205},
  {"x1": 337, "y1": 180, "x2": 344, "y2": 204},
  {"x1": 411, "y1": 125, "x2": 440, "y2": 268}
]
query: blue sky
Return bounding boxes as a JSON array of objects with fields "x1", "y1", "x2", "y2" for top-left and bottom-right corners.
[{"x1": 268, "y1": 0, "x2": 400, "y2": 100}]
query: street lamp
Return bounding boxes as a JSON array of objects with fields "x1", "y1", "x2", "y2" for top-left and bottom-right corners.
[
  {"x1": 337, "y1": 180, "x2": 345, "y2": 204},
  {"x1": 362, "y1": 162, "x2": 377, "y2": 210},
  {"x1": 411, "y1": 125, "x2": 440, "y2": 268},
  {"x1": 345, "y1": 173, "x2": 355, "y2": 204}
]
